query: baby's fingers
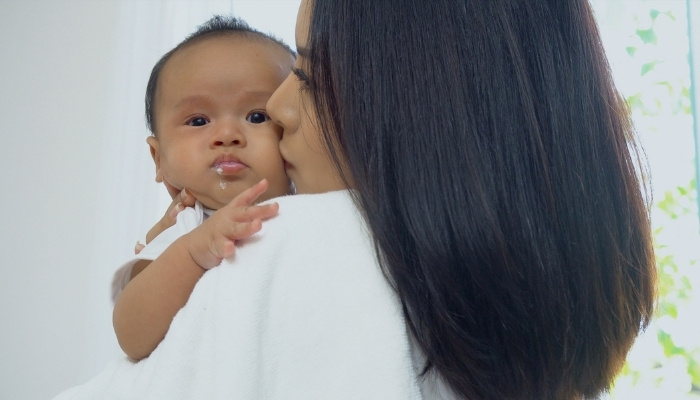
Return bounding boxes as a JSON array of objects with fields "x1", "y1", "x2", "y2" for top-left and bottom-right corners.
[
  {"x1": 224, "y1": 218, "x2": 263, "y2": 241},
  {"x1": 233, "y1": 202, "x2": 279, "y2": 223},
  {"x1": 231, "y1": 179, "x2": 270, "y2": 207},
  {"x1": 167, "y1": 189, "x2": 196, "y2": 219},
  {"x1": 206, "y1": 220, "x2": 262, "y2": 266}
]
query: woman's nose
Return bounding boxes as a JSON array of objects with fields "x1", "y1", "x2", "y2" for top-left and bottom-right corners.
[{"x1": 267, "y1": 74, "x2": 298, "y2": 132}]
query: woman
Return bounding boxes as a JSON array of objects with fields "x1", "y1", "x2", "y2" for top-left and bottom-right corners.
[
  {"x1": 54, "y1": 1, "x2": 655, "y2": 399},
  {"x1": 269, "y1": 0, "x2": 656, "y2": 399}
]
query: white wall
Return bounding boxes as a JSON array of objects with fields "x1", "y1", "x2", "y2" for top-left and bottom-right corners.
[{"x1": 0, "y1": 1, "x2": 299, "y2": 399}]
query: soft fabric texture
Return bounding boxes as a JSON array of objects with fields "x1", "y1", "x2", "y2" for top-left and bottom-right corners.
[
  {"x1": 111, "y1": 201, "x2": 214, "y2": 303},
  {"x1": 54, "y1": 190, "x2": 424, "y2": 400}
]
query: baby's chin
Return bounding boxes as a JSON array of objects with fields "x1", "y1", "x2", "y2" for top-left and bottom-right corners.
[
  {"x1": 194, "y1": 192, "x2": 232, "y2": 211},
  {"x1": 194, "y1": 181, "x2": 291, "y2": 210}
]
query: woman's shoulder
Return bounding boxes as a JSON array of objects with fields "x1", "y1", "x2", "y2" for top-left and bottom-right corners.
[
  {"x1": 239, "y1": 189, "x2": 383, "y2": 307},
  {"x1": 264, "y1": 189, "x2": 356, "y2": 209},
  {"x1": 261, "y1": 190, "x2": 363, "y2": 231},
  {"x1": 252, "y1": 189, "x2": 364, "y2": 249}
]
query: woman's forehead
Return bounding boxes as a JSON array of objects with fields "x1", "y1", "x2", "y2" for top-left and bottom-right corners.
[{"x1": 295, "y1": 0, "x2": 311, "y2": 49}]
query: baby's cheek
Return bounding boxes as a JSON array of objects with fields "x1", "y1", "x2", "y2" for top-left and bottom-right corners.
[
  {"x1": 160, "y1": 152, "x2": 189, "y2": 181},
  {"x1": 158, "y1": 164, "x2": 186, "y2": 190},
  {"x1": 154, "y1": 168, "x2": 164, "y2": 183}
]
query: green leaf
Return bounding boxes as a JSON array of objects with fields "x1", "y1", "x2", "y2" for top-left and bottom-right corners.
[
  {"x1": 626, "y1": 46, "x2": 637, "y2": 57},
  {"x1": 650, "y1": 10, "x2": 660, "y2": 20},
  {"x1": 688, "y1": 352, "x2": 700, "y2": 385},
  {"x1": 658, "y1": 330, "x2": 679, "y2": 356},
  {"x1": 641, "y1": 61, "x2": 658, "y2": 76},
  {"x1": 636, "y1": 28, "x2": 657, "y2": 44},
  {"x1": 660, "y1": 302, "x2": 678, "y2": 318},
  {"x1": 626, "y1": 93, "x2": 644, "y2": 110}
]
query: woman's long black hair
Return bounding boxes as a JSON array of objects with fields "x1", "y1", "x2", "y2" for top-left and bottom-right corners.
[{"x1": 306, "y1": 0, "x2": 656, "y2": 399}]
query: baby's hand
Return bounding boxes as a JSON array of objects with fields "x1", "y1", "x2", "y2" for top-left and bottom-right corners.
[
  {"x1": 145, "y1": 187, "x2": 197, "y2": 245},
  {"x1": 185, "y1": 179, "x2": 279, "y2": 270}
]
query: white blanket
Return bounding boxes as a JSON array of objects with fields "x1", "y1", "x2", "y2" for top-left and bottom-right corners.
[{"x1": 53, "y1": 190, "x2": 423, "y2": 400}]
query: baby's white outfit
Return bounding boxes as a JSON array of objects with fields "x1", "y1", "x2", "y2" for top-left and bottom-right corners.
[{"x1": 110, "y1": 201, "x2": 214, "y2": 302}]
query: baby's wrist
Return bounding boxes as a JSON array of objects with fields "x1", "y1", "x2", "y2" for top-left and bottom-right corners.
[{"x1": 183, "y1": 233, "x2": 217, "y2": 271}]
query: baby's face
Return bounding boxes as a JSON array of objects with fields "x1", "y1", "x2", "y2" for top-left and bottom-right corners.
[{"x1": 148, "y1": 35, "x2": 294, "y2": 209}]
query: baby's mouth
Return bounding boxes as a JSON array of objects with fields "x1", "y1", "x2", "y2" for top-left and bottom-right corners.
[
  {"x1": 213, "y1": 161, "x2": 246, "y2": 175},
  {"x1": 212, "y1": 153, "x2": 247, "y2": 175}
]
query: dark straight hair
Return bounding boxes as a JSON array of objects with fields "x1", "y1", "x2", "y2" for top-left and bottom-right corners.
[
  {"x1": 144, "y1": 15, "x2": 294, "y2": 136},
  {"x1": 307, "y1": 0, "x2": 656, "y2": 399}
]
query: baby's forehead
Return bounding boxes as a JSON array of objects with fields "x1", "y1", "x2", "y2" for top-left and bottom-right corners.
[
  {"x1": 173, "y1": 32, "x2": 292, "y2": 64},
  {"x1": 160, "y1": 36, "x2": 290, "y2": 85},
  {"x1": 159, "y1": 35, "x2": 293, "y2": 85}
]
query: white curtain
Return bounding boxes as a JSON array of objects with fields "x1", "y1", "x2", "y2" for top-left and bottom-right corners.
[
  {"x1": 687, "y1": 0, "x2": 700, "y2": 215},
  {"x1": 0, "y1": 1, "x2": 299, "y2": 399}
]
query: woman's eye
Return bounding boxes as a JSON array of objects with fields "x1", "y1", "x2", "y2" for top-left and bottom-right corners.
[
  {"x1": 292, "y1": 68, "x2": 312, "y2": 90},
  {"x1": 247, "y1": 111, "x2": 269, "y2": 124},
  {"x1": 187, "y1": 116, "x2": 209, "y2": 127}
]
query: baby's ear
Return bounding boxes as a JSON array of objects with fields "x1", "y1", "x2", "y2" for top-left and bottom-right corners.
[{"x1": 146, "y1": 136, "x2": 163, "y2": 183}]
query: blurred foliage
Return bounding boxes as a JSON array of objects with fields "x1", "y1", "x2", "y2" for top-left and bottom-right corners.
[{"x1": 598, "y1": 3, "x2": 700, "y2": 399}]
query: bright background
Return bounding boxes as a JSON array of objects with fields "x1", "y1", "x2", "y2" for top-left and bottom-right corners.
[
  {"x1": 0, "y1": 1, "x2": 697, "y2": 399},
  {"x1": 592, "y1": 1, "x2": 700, "y2": 398},
  {"x1": 0, "y1": 1, "x2": 300, "y2": 399}
]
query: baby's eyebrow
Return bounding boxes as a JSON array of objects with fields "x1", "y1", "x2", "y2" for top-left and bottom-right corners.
[
  {"x1": 173, "y1": 95, "x2": 209, "y2": 109},
  {"x1": 238, "y1": 90, "x2": 276, "y2": 102},
  {"x1": 172, "y1": 91, "x2": 273, "y2": 110}
]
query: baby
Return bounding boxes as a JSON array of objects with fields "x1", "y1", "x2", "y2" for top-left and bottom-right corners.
[{"x1": 111, "y1": 15, "x2": 295, "y2": 360}]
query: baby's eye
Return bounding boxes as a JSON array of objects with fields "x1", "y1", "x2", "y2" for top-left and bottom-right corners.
[
  {"x1": 187, "y1": 116, "x2": 209, "y2": 127},
  {"x1": 247, "y1": 111, "x2": 269, "y2": 124}
]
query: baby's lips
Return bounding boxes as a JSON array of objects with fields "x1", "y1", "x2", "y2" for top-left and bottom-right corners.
[{"x1": 213, "y1": 160, "x2": 246, "y2": 175}]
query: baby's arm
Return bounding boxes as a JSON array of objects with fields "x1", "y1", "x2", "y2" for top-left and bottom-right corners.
[
  {"x1": 130, "y1": 188, "x2": 198, "y2": 280},
  {"x1": 112, "y1": 179, "x2": 279, "y2": 360}
]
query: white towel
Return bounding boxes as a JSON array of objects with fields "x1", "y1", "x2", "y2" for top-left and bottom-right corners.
[{"x1": 53, "y1": 190, "x2": 423, "y2": 400}]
